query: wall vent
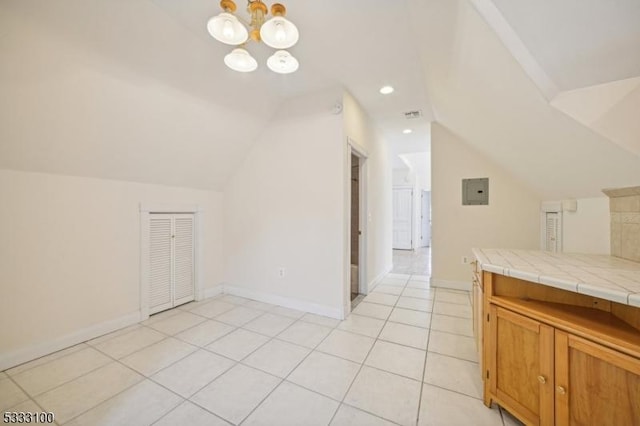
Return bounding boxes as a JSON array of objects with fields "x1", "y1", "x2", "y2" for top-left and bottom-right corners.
[{"x1": 403, "y1": 110, "x2": 422, "y2": 119}]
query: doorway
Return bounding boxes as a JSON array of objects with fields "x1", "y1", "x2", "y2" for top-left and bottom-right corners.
[
  {"x1": 392, "y1": 188, "x2": 413, "y2": 249},
  {"x1": 346, "y1": 142, "x2": 368, "y2": 314},
  {"x1": 421, "y1": 190, "x2": 431, "y2": 247},
  {"x1": 350, "y1": 154, "x2": 361, "y2": 303}
]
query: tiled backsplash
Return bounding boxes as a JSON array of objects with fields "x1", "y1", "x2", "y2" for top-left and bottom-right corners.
[{"x1": 603, "y1": 186, "x2": 640, "y2": 261}]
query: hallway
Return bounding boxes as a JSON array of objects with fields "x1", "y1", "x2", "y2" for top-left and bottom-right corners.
[{"x1": 392, "y1": 247, "x2": 431, "y2": 276}]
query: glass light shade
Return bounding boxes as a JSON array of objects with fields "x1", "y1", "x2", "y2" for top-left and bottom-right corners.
[
  {"x1": 207, "y1": 12, "x2": 248, "y2": 45},
  {"x1": 260, "y1": 16, "x2": 299, "y2": 49},
  {"x1": 267, "y1": 50, "x2": 299, "y2": 74},
  {"x1": 224, "y1": 48, "x2": 258, "y2": 72}
]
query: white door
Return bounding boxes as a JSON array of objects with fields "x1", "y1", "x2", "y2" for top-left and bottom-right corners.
[
  {"x1": 149, "y1": 215, "x2": 173, "y2": 314},
  {"x1": 393, "y1": 188, "x2": 413, "y2": 249},
  {"x1": 421, "y1": 191, "x2": 431, "y2": 247},
  {"x1": 149, "y1": 213, "x2": 195, "y2": 314},
  {"x1": 173, "y1": 214, "x2": 195, "y2": 306},
  {"x1": 545, "y1": 212, "x2": 561, "y2": 253}
]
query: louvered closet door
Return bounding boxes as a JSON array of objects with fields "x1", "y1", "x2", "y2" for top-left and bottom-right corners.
[
  {"x1": 545, "y1": 212, "x2": 560, "y2": 252},
  {"x1": 173, "y1": 214, "x2": 195, "y2": 306},
  {"x1": 149, "y1": 215, "x2": 173, "y2": 314}
]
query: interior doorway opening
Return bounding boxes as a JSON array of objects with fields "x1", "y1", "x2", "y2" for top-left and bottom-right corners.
[
  {"x1": 346, "y1": 142, "x2": 368, "y2": 314},
  {"x1": 390, "y1": 149, "x2": 431, "y2": 277},
  {"x1": 350, "y1": 153, "x2": 361, "y2": 303},
  {"x1": 421, "y1": 190, "x2": 431, "y2": 248}
]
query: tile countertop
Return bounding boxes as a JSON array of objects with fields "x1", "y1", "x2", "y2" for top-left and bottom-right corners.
[{"x1": 472, "y1": 248, "x2": 640, "y2": 308}]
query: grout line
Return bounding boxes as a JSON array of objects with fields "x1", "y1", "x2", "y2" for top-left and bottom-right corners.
[
  {"x1": 15, "y1": 352, "x2": 122, "y2": 400},
  {"x1": 415, "y1": 273, "x2": 432, "y2": 426},
  {"x1": 421, "y1": 381, "x2": 485, "y2": 402},
  {"x1": 327, "y1": 279, "x2": 409, "y2": 425},
  {"x1": 425, "y1": 349, "x2": 478, "y2": 365},
  {"x1": 8, "y1": 269, "x2": 484, "y2": 426},
  {"x1": 3, "y1": 344, "x2": 90, "y2": 378},
  {"x1": 83, "y1": 331, "x2": 242, "y2": 425},
  {"x1": 148, "y1": 400, "x2": 230, "y2": 426},
  {"x1": 59, "y1": 377, "x2": 162, "y2": 425},
  {"x1": 428, "y1": 327, "x2": 474, "y2": 338},
  {"x1": 234, "y1": 312, "x2": 339, "y2": 425}
]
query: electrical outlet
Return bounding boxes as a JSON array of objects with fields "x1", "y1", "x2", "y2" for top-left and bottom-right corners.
[
  {"x1": 278, "y1": 267, "x2": 286, "y2": 278},
  {"x1": 461, "y1": 256, "x2": 469, "y2": 265}
]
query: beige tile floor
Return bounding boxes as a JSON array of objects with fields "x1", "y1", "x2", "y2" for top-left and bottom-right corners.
[
  {"x1": 1, "y1": 274, "x2": 523, "y2": 425},
  {"x1": 392, "y1": 248, "x2": 431, "y2": 275}
]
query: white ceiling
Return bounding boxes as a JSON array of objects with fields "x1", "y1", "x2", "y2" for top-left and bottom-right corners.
[
  {"x1": 407, "y1": 0, "x2": 640, "y2": 199},
  {"x1": 1, "y1": 0, "x2": 639, "y2": 197},
  {"x1": 0, "y1": 0, "x2": 433, "y2": 189},
  {"x1": 491, "y1": 0, "x2": 640, "y2": 91}
]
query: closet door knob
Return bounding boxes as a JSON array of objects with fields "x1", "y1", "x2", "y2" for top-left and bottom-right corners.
[
  {"x1": 537, "y1": 375, "x2": 546, "y2": 384},
  {"x1": 557, "y1": 386, "x2": 566, "y2": 395}
]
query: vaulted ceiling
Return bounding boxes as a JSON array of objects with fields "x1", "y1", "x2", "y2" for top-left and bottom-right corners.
[{"x1": 0, "y1": 0, "x2": 638, "y2": 197}]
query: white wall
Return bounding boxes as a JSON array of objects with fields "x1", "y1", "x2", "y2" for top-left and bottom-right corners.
[
  {"x1": 409, "y1": 0, "x2": 640, "y2": 200},
  {"x1": 0, "y1": 169, "x2": 223, "y2": 369},
  {"x1": 0, "y1": 11, "x2": 270, "y2": 191},
  {"x1": 561, "y1": 197, "x2": 610, "y2": 254},
  {"x1": 343, "y1": 92, "x2": 394, "y2": 298},
  {"x1": 431, "y1": 123, "x2": 541, "y2": 286},
  {"x1": 393, "y1": 168, "x2": 415, "y2": 187},
  {"x1": 223, "y1": 89, "x2": 392, "y2": 319},
  {"x1": 223, "y1": 89, "x2": 345, "y2": 318}
]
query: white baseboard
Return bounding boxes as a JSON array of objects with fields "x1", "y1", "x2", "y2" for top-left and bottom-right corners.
[
  {"x1": 202, "y1": 284, "x2": 224, "y2": 300},
  {"x1": 1, "y1": 284, "x2": 340, "y2": 371},
  {"x1": 368, "y1": 265, "x2": 394, "y2": 293},
  {"x1": 430, "y1": 278, "x2": 472, "y2": 291},
  {"x1": 0, "y1": 311, "x2": 141, "y2": 371},
  {"x1": 223, "y1": 285, "x2": 342, "y2": 319}
]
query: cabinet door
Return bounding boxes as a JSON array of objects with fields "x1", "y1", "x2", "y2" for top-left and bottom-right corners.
[
  {"x1": 488, "y1": 305, "x2": 554, "y2": 425},
  {"x1": 555, "y1": 331, "x2": 640, "y2": 426}
]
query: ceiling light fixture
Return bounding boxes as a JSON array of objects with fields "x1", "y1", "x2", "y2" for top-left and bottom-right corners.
[
  {"x1": 207, "y1": 0, "x2": 299, "y2": 73},
  {"x1": 402, "y1": 129, "x2": 413, "y2": 134},
  {"x1": 379, "y1": 86, "x2": 394, "y2": 95}
]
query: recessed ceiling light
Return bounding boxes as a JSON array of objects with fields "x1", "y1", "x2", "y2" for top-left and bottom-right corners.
[
  {"x1": 379, "y1": 85, "x2": 394, "y2": 95},
  {"x1": 403, "y1": 129, "x2": 413, "y2": 134}
]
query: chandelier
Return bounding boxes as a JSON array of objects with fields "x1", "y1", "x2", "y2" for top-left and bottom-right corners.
[{"x1": 207, "y1": 0, "x2": 300, "y2": 74}]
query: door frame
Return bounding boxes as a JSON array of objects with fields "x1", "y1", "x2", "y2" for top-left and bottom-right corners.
[
  {"x1": 421, "y1": 190, "x2": 431, "y2": 247},
  {"x1": 139, "y1": 203, "x2": 203, "y2": 321},
  {"x1": 344, "y1": 138, "x2": 369, "y2": 318}
]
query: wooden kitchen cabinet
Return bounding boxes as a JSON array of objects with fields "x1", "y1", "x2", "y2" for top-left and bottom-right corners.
[
  {"x1": 555, "y1": 331, "x2": 640, "y2": 426},
  {"x1": 480, "y1": 272, "x2": 640, "y2": 426},
  {"x1": 487, "y1": 305, "x2": 554, "y2": 426}
]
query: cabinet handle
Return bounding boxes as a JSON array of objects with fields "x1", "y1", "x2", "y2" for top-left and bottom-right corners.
[
  {"x1": 557, "y1": 386, "x2": 566, "y2": 395},
  {"x1": 537, "y1": 375, "x2": 546, "y2": 384}
]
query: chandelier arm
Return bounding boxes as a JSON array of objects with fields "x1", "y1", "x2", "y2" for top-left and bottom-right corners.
[{"x1": 236, "y1": 15, "x2": 252, "y2": 27}]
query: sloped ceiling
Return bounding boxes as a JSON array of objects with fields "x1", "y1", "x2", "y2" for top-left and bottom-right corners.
[
  {"x1": 551, "y1": 78, "x2": 640, "y2": 157},
  {"x1": 491, "y1": 0, "x2": 640, "y2": 92},
  {"x1": 407, "y1": 0, "x2": 640, "y2": 199},
  {"x1": 1, "y1": 0, "x2": 638, "y2": 197},
  {"x1": 0, "y1": 0, "x2": 432, "y2": 190}
]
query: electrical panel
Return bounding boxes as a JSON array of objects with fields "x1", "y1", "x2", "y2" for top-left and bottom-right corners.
[{"x1": 462, "y1": 178, "x2": 489, "y2": 205}]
